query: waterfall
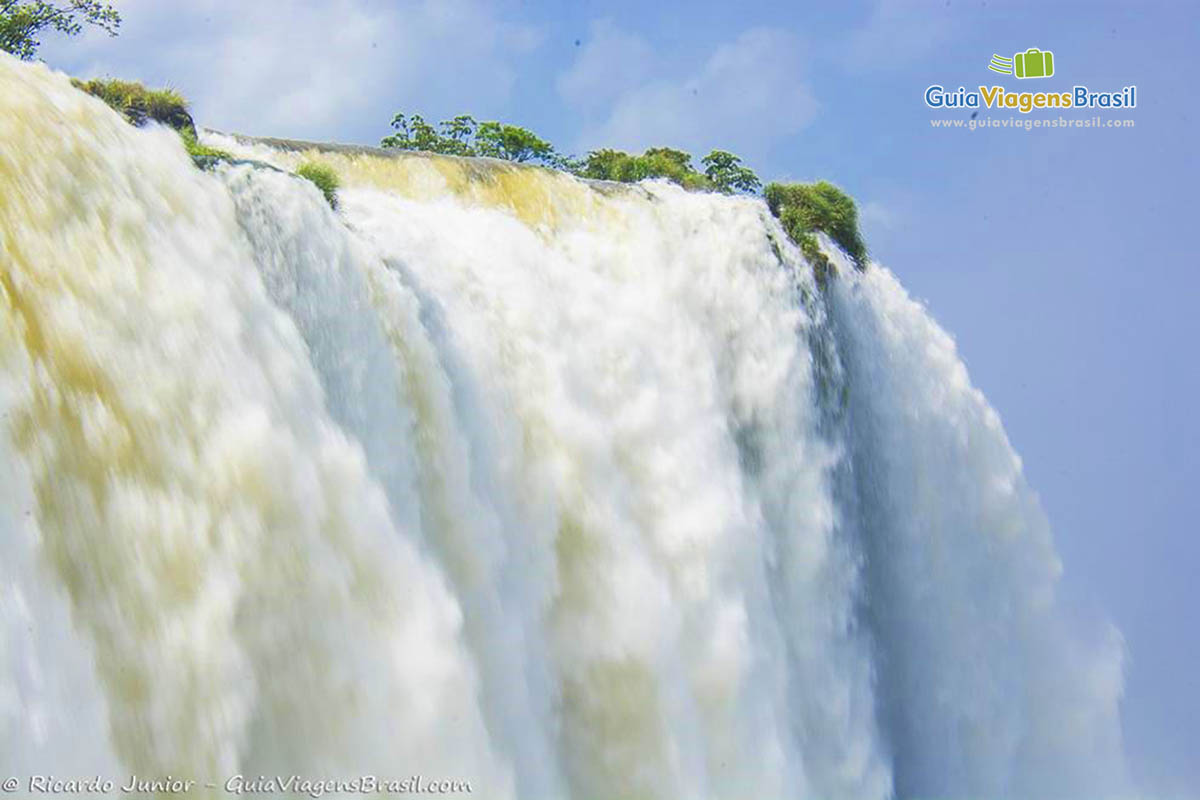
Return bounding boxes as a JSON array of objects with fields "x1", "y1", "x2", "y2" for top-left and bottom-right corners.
[
  {"x1": 827, "y1": 261, "x2": 1129, "y2": 799},
  {"x1": 1, "y1": 54, "x2": 1130, "y2": 799}
]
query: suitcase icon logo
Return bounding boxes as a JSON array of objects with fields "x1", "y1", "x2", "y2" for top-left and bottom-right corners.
[{"x1": 988, "y1": 48, "x2": 1055, "y2": 79}]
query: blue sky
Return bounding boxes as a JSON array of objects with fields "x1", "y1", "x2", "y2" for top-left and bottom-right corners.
[{"x1": 39, "y1": 0, "x2": 1198, "y2": 793}]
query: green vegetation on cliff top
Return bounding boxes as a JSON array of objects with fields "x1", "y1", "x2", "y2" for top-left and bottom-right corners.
[
  {"x1": 71, "y1": 77, "x2": 342, "y2": 208},
  {"x1": 578, "y1": 147, "x2": 710, "y2": 191},
  {"x1": 72, "y1": 77, "x2": 195, "y2": 137},
  {"x1": 378, "y1": 109, "x2": 862, "y2": 277},
  {"x1": 381, "y1": 113, "x2": 570, "y2": 170},
  {"x1": 10, "y1": 0, "x2": 868, "y2": 281},
  {"x1": 72, "y1": 77, "x2": 232, "y2": 164},
  {"x1": 379, "y1": 112, "x2": 761, "y2": 196},
  {"x1": 62, "y1": 69, "x2": 868, "y2": 281},
  {"x1": 766, "y1": 181, "x2": 869, "y2": 273}
]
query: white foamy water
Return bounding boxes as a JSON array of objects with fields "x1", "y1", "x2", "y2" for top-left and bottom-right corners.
[{"x1": 1, "y1": 54, "x2": 1130, "y2": 799}]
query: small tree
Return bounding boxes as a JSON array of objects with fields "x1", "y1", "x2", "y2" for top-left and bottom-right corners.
[
  {"x1": 438, "y1": 114, "x2": 478, "y2": 156},
  {"x1": 475, "y1": 121, "x2": 556, "y2": 164},
  {"x1": 0, "y1": 0, "x2": 120, "y2": 60},
  {"x1": 638, "y1": 147, "x2": 710, "y2": 189},
  {"x1": 547, "y1": 151, "x2": 585, "y2": 174},
  {"x1": 381, "y1": 112, "x2": 444, "y2": 152},
  {"x1": 381, "y1": 111, "x2": 567, "y2": 169},
  {"x1": 579, "y1": 149, "x2": 634, "y2": 181},
  {"x1": 702, "y1": 150, "x2": 761, "y2": 195}
]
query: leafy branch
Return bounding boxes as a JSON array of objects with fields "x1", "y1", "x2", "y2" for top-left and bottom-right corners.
[{"x1": 0, "y1": 0, "x2": 120, "y2": 60}]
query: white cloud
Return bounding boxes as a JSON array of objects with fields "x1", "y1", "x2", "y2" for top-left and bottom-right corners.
[
  {"x1": 843, "y1": 0, "x2": 952, "y2": 69},
  {"x1": 859, "y1": 201, "x2": 898, "y2": 232},
  {"x1": 559, "y1": 26, "x2": 817, "y2": 165},
  {"x1": 39, "y1": 0, "x2": 543, "y2": 142},
  {"x1": 556, "y1": 19, "x2": 654, "y2": 117}
]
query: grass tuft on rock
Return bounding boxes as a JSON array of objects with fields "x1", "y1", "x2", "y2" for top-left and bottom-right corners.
[
  {"x1": 296, "y1": 162, "x2": 340, "y2": 209},
  {"x1": 72, "y1": 77, "x2": 233, "y2": 166},
  {"x1": 72, "y1": 77, "x2": 195, "y2": 137}
]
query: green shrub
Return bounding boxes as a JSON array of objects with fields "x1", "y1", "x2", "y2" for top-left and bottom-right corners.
[
  {"x1": 580, "y1": 147, "x2": 712, "y2": 191},
  {"x1": 296, "y1": 162, "x2": 340, "y2": 209},
  {"x1": 72, "y1": 77, "x2": 195, "y2": 137},
  {"x1": 764, "y1": 181, "x2": 868, "y2": 272}
]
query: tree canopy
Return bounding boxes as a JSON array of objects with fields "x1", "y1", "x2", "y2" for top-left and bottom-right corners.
[
  {"x1": 381, "y1": 113, "x2": 571, "y2": 170},
  {"x1": 0, "y1": 0, "x2": 119, "y2": 60},
  {"x1": 380, "y1": 111, "x2": 764, "y2": 198},
  {"x1": 702, "y1": 150, "x2": 762, "y2": 194},
  {"x1": 582, "y1": 147, "x2": 762, "y2": 195},
  {"x1": 580, "y1": 147, "x2": 711, "y2": 190}
]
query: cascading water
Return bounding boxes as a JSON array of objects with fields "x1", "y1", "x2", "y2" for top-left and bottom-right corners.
[{"x1": 1, "y1": 55, "x2": 1131, "y2": 799}]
